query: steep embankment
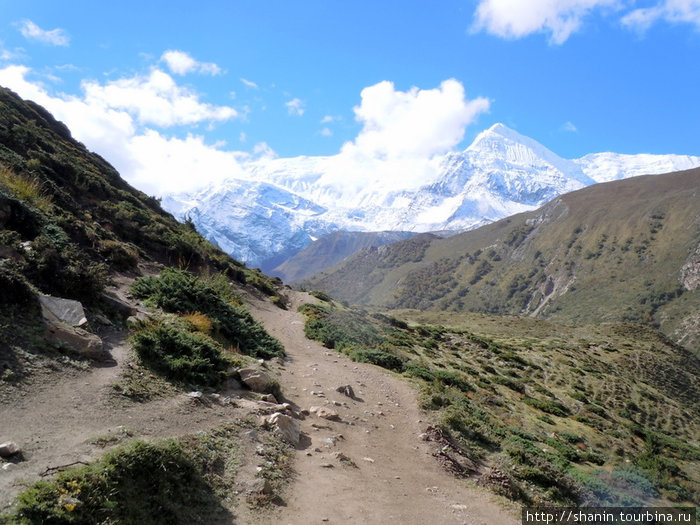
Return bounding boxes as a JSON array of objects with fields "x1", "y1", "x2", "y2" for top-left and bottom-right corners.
[{"x1": 302, "y1": 169, "x2": 700, "y2": 353}]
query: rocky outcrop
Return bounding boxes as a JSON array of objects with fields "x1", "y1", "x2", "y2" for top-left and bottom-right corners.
[{"x1": 680, "y1": 244, "x2": 700, "y2": 291}]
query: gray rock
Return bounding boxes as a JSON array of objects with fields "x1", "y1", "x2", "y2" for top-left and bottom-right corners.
[
  {"x1": 309, "y1": 406, "x2": 341, "y2": 421},
  {"x1": 263, "y1": 412, "x2": 301, "y2": 446},
  {"x1": 239, "y1": 368, "x2": 276, "y2": 394},
  {"x1": 249, "y1": 478, "x2": 273, "y2": 495},
  {"x1": 39, "y1": 295, "x2": 88, "y2": 326},
  {"x1": 336, "y1": 384, "x2": 357, "y2": 399},
  {"x1": 44, "y1": 322, "x2": 104, "y2": 360},
  {"x1": 0, "y1": 441, "x2": 20, "y2": 457},
  {"x1": 101, "y1": 292, "x2": 137, "y2": 317},
  {"x1": 261, "y1": 393, "x2": 278, "y2": 403}
]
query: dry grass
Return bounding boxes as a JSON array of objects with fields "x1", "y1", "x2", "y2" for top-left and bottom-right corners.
[{"x1": 0, "y1": 164, "x2": 53, "y2": 212}]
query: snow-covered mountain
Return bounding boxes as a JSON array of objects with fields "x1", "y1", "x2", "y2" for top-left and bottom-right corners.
[{"x1": 162, "y1": 124, "x2": 700, "y2": 271}]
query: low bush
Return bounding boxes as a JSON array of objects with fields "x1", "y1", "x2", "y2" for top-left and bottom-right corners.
[
  {"x1": 434, "y1": 369, "x2": 474, "y2": 393},
  {"x1": 6, "y1": 439, "x2": 227, "y2": 525},
  {"x1": 523, "y1": 396, "x2": 570, "y2": 417},
  {"x1": 349, "y1": 349, "x2": 404, "y2": 371},
  {"x1": 131, "y1": 269, "x2": 283, "y2": 359},
  {"x1": 130, "y1": 321, "x2": 229, "y2": 388}
]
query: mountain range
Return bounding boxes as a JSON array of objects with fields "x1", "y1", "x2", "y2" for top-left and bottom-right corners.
[
  {"x1": 301, "y1": 168, "x2": 700, "y2": 354},
  {"x1": 162, "y1": 123, "x2": 700, "y2": 273}
]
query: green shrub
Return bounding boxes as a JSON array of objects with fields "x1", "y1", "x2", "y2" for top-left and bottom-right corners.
[
  {"x1": 492, "y1": 375, "x2": 526, "y2": 393},
  {"x1": 131, "y1": 269, "x2": 283, "y2": 359},
  {"x1": 523, "y1": 396, "x2": 570, "y2": 417},
  {"x1": 130, "y1": 321, "x2": 229, "y2": 387},
  {"x1": 0, "y1": 265, "x2": 36, "y2": 305},
  {"x1": 403, "y1": 362, "x2": 435, "y2": 381},
  {"x1": 6, "y1": 439, "x2": 227, "y2": 525},
  {"x1": 349, "y1": 349, "x2": 404, "y2": 371},
  {"x1": 434, "y1": 369, "x2": 474, "y2": 393},
  {"x1": 309, "y1": 290, "x2": 332, "y2": 302}
]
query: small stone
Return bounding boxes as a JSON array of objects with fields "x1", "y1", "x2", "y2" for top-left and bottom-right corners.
[
  {"x1": 261, "y1": 393, "x2": 278, "y2": 403},
  {"x1": 250, "y1": 478, "x2": 273, "y2": 495},
  {"x1": 186, "y1": 391, "x2": 203, "y2": 399},
  {"x1": 320, "y1": 463, "x2": 334, "y2": 468},
  {"x1": 0, "y1": 442, "x2": 20, "y2": 457},
  {"x1": 362, "y1": 457, "x2": 375, "y2": 463},
  {"x1": 309, "y1": 406, "x2": 341, "y2": 421}
]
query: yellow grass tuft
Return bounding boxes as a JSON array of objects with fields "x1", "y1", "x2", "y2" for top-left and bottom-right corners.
[
  {"x1": 182, "y1": 311, "x2": 213, "y2": 334},
  {"x1": 0, "y1": 163, "x2": 53, "y2": 211}
]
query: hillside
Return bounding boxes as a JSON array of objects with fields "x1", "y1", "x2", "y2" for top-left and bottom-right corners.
[
  {"x1": 301, "y1": 169, "x2": 700, "y2": 353},
  {"x1": 271, "y1": 229, "x2": 417, "y2": 283}
]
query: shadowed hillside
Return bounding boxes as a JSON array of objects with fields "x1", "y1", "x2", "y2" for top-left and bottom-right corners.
[
  {"x1": 301, "y1": 169, "x2": 700, "y2": 353},
  {"x1": 272, "y1": 230, "x2": 419, "y2": 283}
]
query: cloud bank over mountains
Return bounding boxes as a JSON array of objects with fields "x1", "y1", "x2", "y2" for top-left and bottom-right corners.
[{"x1": 0, "y1": 61, "x2": 489, "y2": 196}]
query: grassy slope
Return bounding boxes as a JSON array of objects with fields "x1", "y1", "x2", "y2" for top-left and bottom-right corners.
[
  {"x1": 298, "y1": 298, "x2": 700, "y2": 507},
  {"x1": 302, "y1": 170, "x2": 700, "y2": 353}
]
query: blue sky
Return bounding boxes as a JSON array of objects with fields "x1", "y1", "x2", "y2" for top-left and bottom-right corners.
[{"x1": 0, "y1": 0, "x2": 698, "y2": 195}]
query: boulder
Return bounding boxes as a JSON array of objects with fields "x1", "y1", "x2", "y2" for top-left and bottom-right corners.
[
  {"x1": 239, "y1": 368, "x2": 276, "y2": 394},
  {"x1": 101, "y1": 291, "x2": 137, "y2": 317},
  {"x1": 0, "y1": 441, "x2": 20, "y2": 457},
  {"x1": 39, "y1": 295, "x2": 88, "y2": 326},
  {"x1": 44, "y1": 322, "x2": 104, "y2": 360},
  {"x1": 264, "y1": 412, "x2": 301, "y2": 446}
]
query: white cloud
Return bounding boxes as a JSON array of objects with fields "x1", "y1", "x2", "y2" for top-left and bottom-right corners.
[
  {"x1": 472, "y1": 0, "x2": 619, "y2": 44},
  {"x1": 241, "y1": 78, "x2": 259, "y2": 89},
  {"x1": 320, "y1": 79, "x2": 489, "y2": 193},
  {"x1": 346, "y1": 79, "x2": 488, "y2": 159},
  {"x1": 320, "y1": 127, "x2": 333, "y2": 136},
  {"x1": 161, "y1": 50, "x2": 222, "y2": 76},
  {"x1": 320, "y1": 115, "x2": 340, "y2": 123},
  {"x1": 81, "y1": 69, "x2": 237, "y2": 127},
  {"x1": 285, "y1": 98, "x2": 305, "y2": 116},
  {"x1": 0, "y1": 64, "x2": 246, "y2": 195},
  {"x1": 622, "y1": 0, "x2": 700, "y2": 31},
  {"x1": 18, "y1": 20, "x2": 70, "y2": 47},
  {"x1": 561, "y1": 121, "x2": 578, "y2": 132},
  {"x1": 253, "y1": 142, "x2": 277, "y2": 159}
]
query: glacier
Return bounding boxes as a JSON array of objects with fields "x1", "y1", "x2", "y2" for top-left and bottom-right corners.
[{"x1": 161, "y1": 123, "x2": 700, "y2": 272}]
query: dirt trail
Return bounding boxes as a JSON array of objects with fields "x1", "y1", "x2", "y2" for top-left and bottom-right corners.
[{"x1": 250, "y1": 291, "x2": 518, "y2": 525}]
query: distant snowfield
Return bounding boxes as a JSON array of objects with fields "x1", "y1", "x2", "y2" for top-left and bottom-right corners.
[{"x1": 162, "y1": 123, "x2": 700, "y2": 270}]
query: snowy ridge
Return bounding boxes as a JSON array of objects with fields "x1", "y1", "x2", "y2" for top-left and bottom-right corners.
[{"x1": 162, "y1": 123, "x2": 700, "y2": 271}]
